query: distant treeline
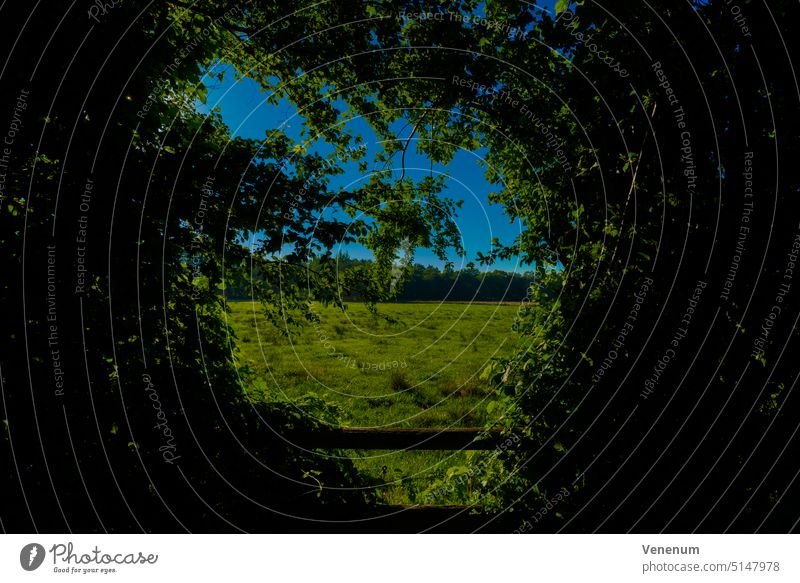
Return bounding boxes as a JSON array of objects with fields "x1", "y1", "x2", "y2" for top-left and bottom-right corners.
[
  {"x1": 225, "y1": 259, "x2": 535, "y2": 302},
  {"x1": 392, "y1": 263, "x2": 533, "y2": 302}
]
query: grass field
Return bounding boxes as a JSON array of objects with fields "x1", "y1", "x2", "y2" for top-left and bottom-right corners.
[{"x1": 227, "y1": 300, "x2": 522, "y2": 504}]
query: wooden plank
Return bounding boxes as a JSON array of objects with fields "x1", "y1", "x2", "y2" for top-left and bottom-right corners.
[{"x1": 290, "y1": 427, "x2": 503, "y2": 450}]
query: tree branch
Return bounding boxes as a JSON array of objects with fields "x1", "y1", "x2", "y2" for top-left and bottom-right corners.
[{"x1": 399, "y1": 105, "x2": 439, "y2": 181}]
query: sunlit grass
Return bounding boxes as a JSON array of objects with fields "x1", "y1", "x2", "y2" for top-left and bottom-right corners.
[
  {"x1": 227, "y1": 300, "x2": 521, "y2": 504},
  {"x1": 229, "y1": 301, "x2": 521, "y2": 426}
]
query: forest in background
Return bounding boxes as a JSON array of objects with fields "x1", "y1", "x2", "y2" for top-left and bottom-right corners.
[{"x1": 224, "y1": 258, "x2": 535, "y2": 302}]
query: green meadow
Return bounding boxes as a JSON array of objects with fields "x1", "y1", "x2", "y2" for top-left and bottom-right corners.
[{"x1": 228, "y1": 300, "x2": 522, "y2": 504}]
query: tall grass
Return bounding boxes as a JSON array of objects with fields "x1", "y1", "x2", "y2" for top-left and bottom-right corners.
[{"x1": 227, "y1": 300, "x2": 521, "y2": 503}]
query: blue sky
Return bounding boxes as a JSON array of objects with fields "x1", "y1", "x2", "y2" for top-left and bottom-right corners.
[{"x1": 196, "y1": 8, "x2": 564, "y2": 273}]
